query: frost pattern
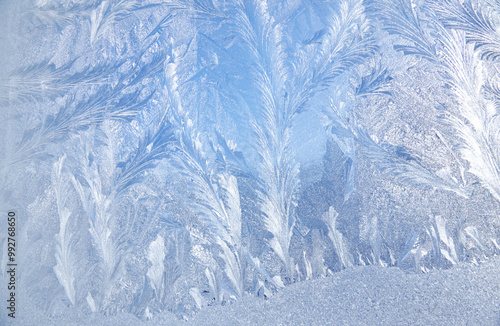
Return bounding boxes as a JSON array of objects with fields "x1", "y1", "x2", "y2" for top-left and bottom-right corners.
[{"x1": 2, "y1": 0, "x2": 500, "y2": 322}]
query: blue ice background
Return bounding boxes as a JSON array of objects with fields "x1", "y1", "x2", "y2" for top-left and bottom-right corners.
[{"x1": 1, "y1": 0, "x2": 500, "y2": 324}]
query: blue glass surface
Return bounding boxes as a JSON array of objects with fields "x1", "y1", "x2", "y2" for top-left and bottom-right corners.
[{"x1": 1, "y1": 0, "x2": 500, "y2": 324}]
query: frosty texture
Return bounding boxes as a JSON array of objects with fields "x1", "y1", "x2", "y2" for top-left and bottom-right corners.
[{"x1": 1, "y1": 0, "x2": 500, "y2": 324}]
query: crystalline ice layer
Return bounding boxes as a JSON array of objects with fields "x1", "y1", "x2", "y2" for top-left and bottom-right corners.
[{"x1": 1, "y1": 0, "x2": 500, "y2": 324}]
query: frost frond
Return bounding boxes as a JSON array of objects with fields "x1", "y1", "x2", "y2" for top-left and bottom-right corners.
[
  {"x1": 146, "y1": 235, "x2": 166, "y2": 297},
  {"x1": 226, "y1": 0, "x2": 300, "y2": 279},
  {"x1": 433, "y1": 0, "x2": 500, "y2": 61},
  {"x1": 354, "y1": 127, "x2": 468, "y2": 197},
  {"x1": 52, "y1": 155, "x2": 76, "y2": 305},
  {"x1": 87, "y1": 0, "x2": 145, "y2": 44},
  {"x1": 114, "y1": 118, "x2": 175, "y2": 198},
  {"x1": 289, "y1": 0, "x2": 376, "y2": 117},
  {"x1": 161, "y1": 0, "x2": 227, "y2": 22},
  {"x1": 163, "y1": 39, "x2": 246, "y2": 297},
  {"x1": 378, "y1": 0, "x2": 438, "y2": 60},
  {"x1": 355, "y1": 65, "x2": 393, "y2": 97},
  {"x1": 322, "y1": 206, "x2": 354, "y2": 269},
  {"x1": 439, "y1": 30, "x2": 500, "y2": 201}
]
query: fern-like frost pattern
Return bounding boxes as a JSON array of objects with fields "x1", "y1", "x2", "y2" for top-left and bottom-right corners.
[{"x1": 2, "y1": 0, "x2": 500, "y2": 323}]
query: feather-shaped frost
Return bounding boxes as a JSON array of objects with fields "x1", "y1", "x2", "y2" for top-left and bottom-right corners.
[
  {"x1": 87, "y1": 0, "x2": 143, "y2": 44},
  {"x1": 355, "y1": 126, "x2": 467, "y2": 197},
  {"x1": 69, "y1": 115, "x2": 174, "y2": 311},
  {"x1": 52, "y1": 155, "x2": 76, "y2": 305},
  {"x1": 433, "y1": 0, "x2": 500, "y2": 61},
  {"x1": 147, "y1": 235, "x2": 166, "y2": 297},
  {"x1": 377, "y1": 0, "x2": 438, "y2": 60},
  {"x1": 378, "y1": 3, "x2": 500, "y2": 203},
  {"x1": 439, "y1": 30, "x2": 500, "y2": 202},
  {"x1": 323, "y1": 93, "x2": 467, "y2": 198},
  {"x1": 356, "y1": 65, "x2": 393, "y2": 97},
  {"x1": 6, "y1": 39, "x2": 166, "y2": 167},
  {"x1": 114, "y1": 118, "x2": 175, "y2": 198},
  {"x1": 289, "y1": 0, "x2": 376, "y2": 118},
  {"x1": 226, "y1": 0, "x2": 299, "y2": 279},
  {"x1": 322, "y1": 206, "x2": 353, "y2": 269},
  {"x1": 163, "y1": 40, "x2": 247, "y2": 297},
  {"x1": 322, "y1": 97, "x2": 358, "y2": 201}
]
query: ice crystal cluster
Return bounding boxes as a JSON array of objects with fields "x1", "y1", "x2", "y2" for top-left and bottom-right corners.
[{"x1": 1, "y1": 0, "x2": 500, "y2": 324}]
